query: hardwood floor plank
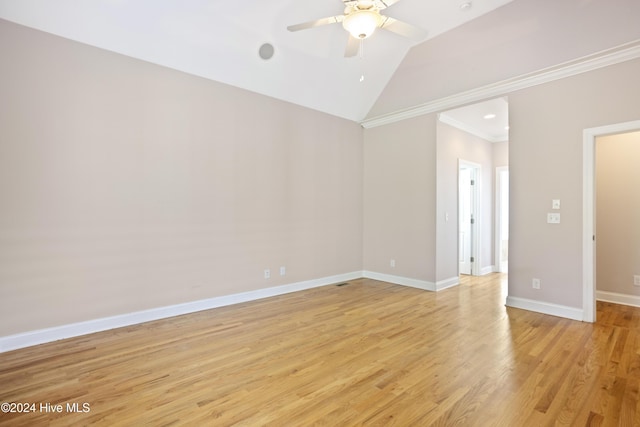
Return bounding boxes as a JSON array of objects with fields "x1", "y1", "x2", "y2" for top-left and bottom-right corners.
[{"x1": 3, "y1": 274, "x2": 640, "y2": 426}]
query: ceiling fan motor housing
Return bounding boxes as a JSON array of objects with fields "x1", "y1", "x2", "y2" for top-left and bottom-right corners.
[{"x1": 342, "y1": 8, "x2": 382, "y2": 39}]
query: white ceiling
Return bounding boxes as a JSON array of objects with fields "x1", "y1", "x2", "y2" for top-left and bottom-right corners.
[
  {"x1": 440, "y1": 98, "x2": 509, "y2": 142},
  {"x1": 0, "y1": 0, "x2": 513, "y2": 122}
]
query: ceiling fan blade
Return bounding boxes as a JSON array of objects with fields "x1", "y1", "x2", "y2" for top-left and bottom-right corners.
[
  {"x1": 380, "y1": 16, "x2": 428, "y2": 41},
  {"x1": 287, "y1": 15, "x2": 344, "y2": 32},
  {"x1": 344, "y1": 35, "x2": 360, "y2": 57},
  {"x1": 379, "y1": 0, "x2": 403, "y2": 8},
  {"x1": 343, "y1": 0, "x2": 398, "y2": 9}
]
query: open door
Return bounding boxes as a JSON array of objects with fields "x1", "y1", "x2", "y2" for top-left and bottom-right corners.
[{"x1": 459, "y1": 161, "x2": 479, "y2": 275}]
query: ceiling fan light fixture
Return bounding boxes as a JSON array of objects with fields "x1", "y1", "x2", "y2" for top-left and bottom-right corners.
[{"x1": 343, "y1": 10, "x2": 381, "y2": 39}]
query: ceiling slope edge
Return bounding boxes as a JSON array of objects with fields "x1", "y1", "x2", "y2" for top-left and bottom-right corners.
[{"x1": 360, "y1": 39, "x2": 640, "y2": 129}]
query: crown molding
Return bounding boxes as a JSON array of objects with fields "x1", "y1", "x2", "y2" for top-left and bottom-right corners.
[{"x1": 360, "y1": 39, "x2": 640, "y2": 129}]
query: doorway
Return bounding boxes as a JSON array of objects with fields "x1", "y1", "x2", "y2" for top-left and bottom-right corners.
[
  {"x1": 459, "y1": 160, "x2": 480, "y2": 276},
  {"x1": 583, "y1": 119, "x2": 640, "y2": 322}
]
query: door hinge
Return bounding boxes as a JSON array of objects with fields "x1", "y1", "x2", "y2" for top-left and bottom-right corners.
[
  {"x1": 470, "y1": 179, "x2": 475, "y2": 185},
  {"x1": 470, "y1": 217, "x2": 475, "y2": 225},
  {"x1": 470, "y1": 257, "x2": 475, "y2": 263}
]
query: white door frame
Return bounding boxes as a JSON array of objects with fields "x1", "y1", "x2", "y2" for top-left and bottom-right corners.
[
  {"x1": 459, "y1": 159, "x2": 481, "y2": 276},
  {"x1": 583, "y1": 119, "x2": 640, "y2": 322}
]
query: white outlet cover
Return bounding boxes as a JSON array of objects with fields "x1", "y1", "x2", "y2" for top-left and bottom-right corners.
[{"x1": 547, "y1": 213, "x2": 561, "y2": 224}]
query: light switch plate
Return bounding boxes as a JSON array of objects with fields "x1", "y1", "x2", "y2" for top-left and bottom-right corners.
[{"x1": 552, "y1": 199, "x2": 561, "y2": 209}]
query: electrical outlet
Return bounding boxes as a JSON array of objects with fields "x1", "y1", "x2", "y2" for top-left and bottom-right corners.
[
  {"x1": 280, "y1": 266, "x2": 286, "y2": 276},
  {"x1": 264, "y1": 269, "x2": 270, "y2": 279},
  {"x1": 634, "y1": 275, "x2": 640, "y2": 286},
  {"x1": 532, "y1": 278, "x2": 541, "y2": 289},
  {"x1": 390, "y1": 259, "x2": 396, "y2": 268},
  {"x1": 547, "y1": 213, "x2": 561, "y2": 224}
]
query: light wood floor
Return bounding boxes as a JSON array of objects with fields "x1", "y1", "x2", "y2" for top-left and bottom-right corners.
[{"x1": 1, "y1": 274, "x2": 639, "y2": 426}]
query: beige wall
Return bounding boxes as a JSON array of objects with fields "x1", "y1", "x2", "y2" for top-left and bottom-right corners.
[
  {"x1": 368, "y1": 0, "x2": 640, "y2": 119},
  {"x1": 436, "y1": 122, "x2": 496, "y2": 279},
  {"x1": 493, "y1": 141, "x2": 509, "y2": 168},
  {"x1": 363, "y1": 118, "x2": 503, "y2": 284},
  {"x1": 364, "y1": 58, "x2": 640, "y2": 312},
  {"x1": 509, "y1": 58, "x2": 640, "y2": 309},
  {"x1": 363, "y1": 115, "x2": 437, "y2": 282},
  {"x1": 596, "y1": 131, "x2": 640, "y2": 294},
  {"x1": 0, "y1": 20, "x2": 363, "y2": 336},
  {"x1": 2, "y1": 18, "x2": 640, "y2": 338}
]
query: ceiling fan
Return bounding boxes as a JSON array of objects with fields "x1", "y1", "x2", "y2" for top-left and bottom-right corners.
[{"x1": 287, "y1": 0, "x2": 428, "y2": 57}]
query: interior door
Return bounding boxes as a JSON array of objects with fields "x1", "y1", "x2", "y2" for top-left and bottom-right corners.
[{"x1": 459, "y1": 167, "x2": 472, "y2": 275}]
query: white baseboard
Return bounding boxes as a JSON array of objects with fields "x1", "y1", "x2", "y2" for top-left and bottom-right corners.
[
  {"x1": 362, "y1": 271, "x2": 435, "y2": 291},
  {"x1": 435, "y1": 276, "x2": 460, "y2": 291},
  {"x1": 0, "y1": 271, "x2": 362, "y2": 353},
  {"x1": 506, "y1": 296, "x2": 584, "y2": 321},
  {"x1": 480, "y1": 265, "x2": 496, "y2": 275},
  {"x1": 362, "y1": 271, "x2": 460, "y2": 292},
  {"x1": 596, "y1": 290, "x2": 640, "y2": 308}
]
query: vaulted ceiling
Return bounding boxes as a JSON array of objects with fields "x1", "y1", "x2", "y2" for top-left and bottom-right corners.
[{"x1": 1, "y1": 0, "x2": 639, "y2": 127}]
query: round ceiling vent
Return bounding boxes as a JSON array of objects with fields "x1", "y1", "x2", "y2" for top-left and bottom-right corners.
[{"x1": 258, "y1": 43, "x2": 275, "y2": 60}]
